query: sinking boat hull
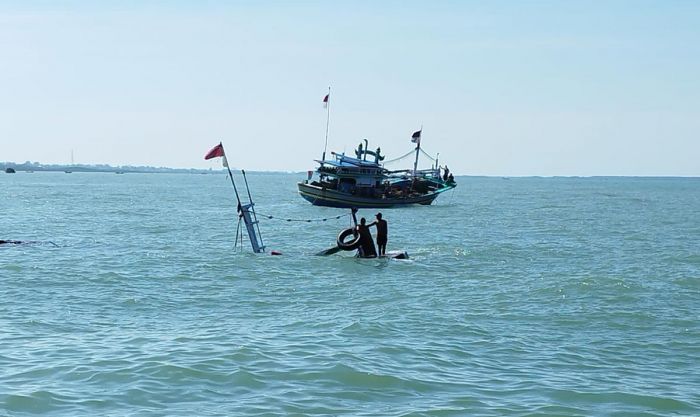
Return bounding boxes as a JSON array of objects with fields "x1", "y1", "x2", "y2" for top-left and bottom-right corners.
[
  {"x1": 298, "y1": 182, "x2": 442, "y2": 208},
  {"x1": 381, "y1": 250, "x2": 409, "y2": 260},
  {"x1": 356, "y1": 250, "x2": 409, "y2": 260}
]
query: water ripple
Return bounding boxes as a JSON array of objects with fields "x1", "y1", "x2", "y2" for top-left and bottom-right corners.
[{"x1": 1, "y1": 174, "x2": 698, "y2": 415}]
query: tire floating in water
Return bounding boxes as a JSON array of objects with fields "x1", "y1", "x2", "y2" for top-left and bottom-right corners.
[{"x1": 336, "y1": 228, "x2": 361, "y2": 251}]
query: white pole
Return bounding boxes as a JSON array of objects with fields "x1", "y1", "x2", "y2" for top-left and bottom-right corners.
[
  {"x1": 322, "y1": 86, "x2": 331, "y2": 161},
  {"x1": 413, "y1": 125, "x2": 422, "y2": 177}
]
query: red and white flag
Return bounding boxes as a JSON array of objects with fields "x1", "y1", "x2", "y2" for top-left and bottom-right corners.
[
  {"x1": 204, "y1": 142, "x2": 228, "y2": 167},
  {"x1": 323, "y1": 93, "x2": 329, "y2": 108}
]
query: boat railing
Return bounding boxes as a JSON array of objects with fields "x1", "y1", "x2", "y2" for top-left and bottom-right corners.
[{"x1": 318, "y1": 165, "x2": 337, "y2": 174}]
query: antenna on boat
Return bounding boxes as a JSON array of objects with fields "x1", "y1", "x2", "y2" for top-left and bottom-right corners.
[{"x1": 322, "y1": 86, "x2": 331, "y2": 162}]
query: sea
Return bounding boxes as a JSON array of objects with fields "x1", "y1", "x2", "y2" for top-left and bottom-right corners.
[{"x1": 1, "y1": 172, "x2": 698, "y2": 416}]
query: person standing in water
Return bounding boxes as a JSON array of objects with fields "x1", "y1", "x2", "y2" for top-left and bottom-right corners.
[
  {"x1": 356, "y1": 217, "x2": 377, "y2": 258},
  {"x1": 370, "y1": 212, "x2": 388, "y2": 256}
]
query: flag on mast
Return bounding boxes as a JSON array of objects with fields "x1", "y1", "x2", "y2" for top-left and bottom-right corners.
[
  {"x1": 411, "y1": 129, "x2": 422, "y2": 144},
  {"x1": 204, "y1": 142, "x2": 228, "y2": 167},
  {"x1": 323, "y1": 93, "x2": 330, "y2": 108},
  {"x1": 205, "y1": 143, "x2": 224, "y2": 160}
]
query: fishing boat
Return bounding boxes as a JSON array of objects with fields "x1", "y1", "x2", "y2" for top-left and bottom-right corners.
[{"x1": 298, "y1": 134, "x2": 456, "y2": 208}]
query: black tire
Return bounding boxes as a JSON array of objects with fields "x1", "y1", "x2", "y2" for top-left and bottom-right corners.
[{"x1": 337, "y1": 228, "x2": 361, "y2": 251}]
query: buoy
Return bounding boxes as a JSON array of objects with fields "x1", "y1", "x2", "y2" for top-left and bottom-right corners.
[
  {"x1": 270, "y1": 250, "x2": 282, "y2": 256},
  {"x1": 336, "y1": 228, "x2": 361, "y2": 251}
]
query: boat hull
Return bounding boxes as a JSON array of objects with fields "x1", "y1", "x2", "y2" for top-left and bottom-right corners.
[{"x1": 298, "y1": 182, "x2": 444, "y2": 208}]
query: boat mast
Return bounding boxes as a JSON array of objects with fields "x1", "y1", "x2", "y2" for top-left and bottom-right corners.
[
  {"x1": 213, "y1": 142, "x2": 266, "y2": 254},
  {"x1": 413, "y1": 142, "x2": 420, "y2": 177},
  {"x1": 412, "y1": 126, "x2": 422, "y2": 177},
  {"x1": 322, "y1": 86, "x2": 331, "y2": 162}
]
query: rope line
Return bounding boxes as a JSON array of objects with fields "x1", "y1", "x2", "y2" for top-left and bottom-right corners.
[
  {"x1": 257, "y1": 212, "x2": 350, "y2": 223},
  {"x1": 419, "y1": 148, "x2": 437, "y2": 161},
  {"x1": 383, "y1": 147, "x2": 438, "y2": 164},
  {"x1": 382, "y1": 149, "x2": 416, "y2": 165}
]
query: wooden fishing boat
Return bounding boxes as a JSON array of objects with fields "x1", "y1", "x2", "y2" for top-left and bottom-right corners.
[{"x1": 298, "y1": 137, "x2": 456, "y2": 208}]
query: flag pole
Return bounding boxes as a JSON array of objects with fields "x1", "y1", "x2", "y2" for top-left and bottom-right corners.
[
  {"x1": 413, "y1": 125, "x2": 422, "y2": 177},
  {"x1": 322, "y1": 86, "x2": 331, "y2": 162}
]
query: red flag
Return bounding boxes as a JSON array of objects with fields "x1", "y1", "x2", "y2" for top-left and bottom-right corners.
[
  {"x1": 205, "y1": 143, "x2": 225, "y2": 160},
  {"x1": 323, "y1": 93, "x2": 329, "y2": 108}
]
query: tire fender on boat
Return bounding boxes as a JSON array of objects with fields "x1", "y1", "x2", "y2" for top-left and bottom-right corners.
[{"x1": 337, "y1": 228, "x2": 361, "y2": 251}]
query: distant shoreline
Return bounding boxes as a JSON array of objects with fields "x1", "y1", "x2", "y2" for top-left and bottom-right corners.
[
  {"x1": 2, "y1": 162, "x2": 698, "y2": 177},
  {"x1": 1, "y1": 162, "x2": 213, "y2": 175},
  {"x1": 0, "y1": 162, "x2": 307, "y2": 175}
]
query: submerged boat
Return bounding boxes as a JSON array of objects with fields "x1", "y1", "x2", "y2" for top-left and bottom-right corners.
[{"x1": 298, "y1": 136, "x2": 456, "y2": 208}]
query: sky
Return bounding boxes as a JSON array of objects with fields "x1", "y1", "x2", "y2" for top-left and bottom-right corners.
[{"x1": 1, "y1": 1, "x2": 699, "y2": 176}]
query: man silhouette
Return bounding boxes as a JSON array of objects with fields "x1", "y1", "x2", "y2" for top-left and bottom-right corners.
[
  {"x1": 356, "y1": 217, "x2": 377, "y2": 258},
  {"x1": 370, "y1": 212, "x2": 388, "y2": 256}
]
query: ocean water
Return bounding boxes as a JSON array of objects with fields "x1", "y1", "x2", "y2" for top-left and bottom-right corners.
[{"x1": 1, "y1": 172, "x2": 699, "y2": 416}]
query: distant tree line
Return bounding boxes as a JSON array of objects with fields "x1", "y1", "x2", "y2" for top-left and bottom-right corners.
[{"x1": 1, "y1": 161, "x2": 218, "y2": 174}]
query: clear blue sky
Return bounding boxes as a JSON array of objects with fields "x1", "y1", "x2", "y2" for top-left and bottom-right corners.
[{"x1": 1, "y1": 1, "x2": 698, "y2": 175}]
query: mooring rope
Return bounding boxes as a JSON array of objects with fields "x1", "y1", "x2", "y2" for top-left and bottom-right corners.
[{"x1": 257, "y1": 212, "x2": 350, "y2": 223}]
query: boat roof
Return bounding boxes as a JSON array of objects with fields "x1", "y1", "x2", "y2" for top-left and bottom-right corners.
[{"x1": 316, "y1": 153, "x2": 381, "y2": 168}]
